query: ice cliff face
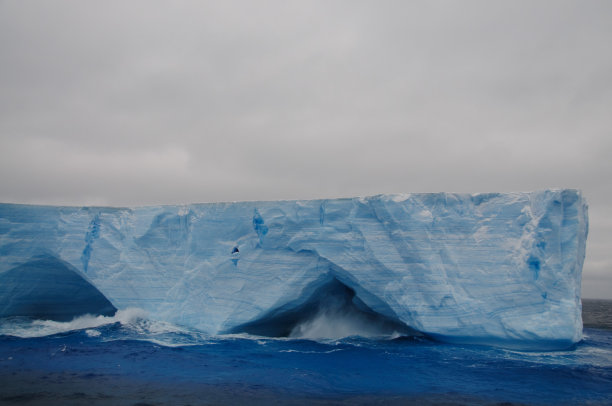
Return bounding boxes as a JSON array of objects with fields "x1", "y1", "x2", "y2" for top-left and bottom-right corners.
[{"x1": 0, "y1": 190, "x2": 588, "y2": 349}]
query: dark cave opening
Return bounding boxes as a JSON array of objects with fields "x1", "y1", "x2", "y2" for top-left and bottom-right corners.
[{"x1": 229, "y1": 278, "x2": 421, "y2": 339}]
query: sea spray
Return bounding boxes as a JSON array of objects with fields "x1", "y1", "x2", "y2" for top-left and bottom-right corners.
[{"x1": 0, "y1": 308, "x2": 148, "y2": 338}]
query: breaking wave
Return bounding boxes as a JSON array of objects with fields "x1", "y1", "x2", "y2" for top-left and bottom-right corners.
[
  {"x1": 0, "y1": 308, "x2": 213, "y2": 347},
  {"x1": 289, "y1": 305, "x2": 405, "y2": 340},
  {"x1": 0, "y1": 307, "x2": 411, "y2": 349},
  {"x1": 0, "y1": 308, "x2": 148, "y2": 338}
]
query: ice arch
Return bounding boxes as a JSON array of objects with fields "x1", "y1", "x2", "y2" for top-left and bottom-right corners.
[
  {"x1": 229, "y1": 276, "x2": 421, "y2": 339},
  {"x1": 0, "y1": 256, "x2": 117, "y2": 321}
]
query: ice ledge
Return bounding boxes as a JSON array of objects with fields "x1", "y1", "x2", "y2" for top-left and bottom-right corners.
[{"x1": 0, "y1": 190, "x2": 588, "y2": 350}]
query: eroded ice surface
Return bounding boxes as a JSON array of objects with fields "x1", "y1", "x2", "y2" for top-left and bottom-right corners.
[
  {"x1": 0, "y1": 190, "x2": 588, "y2": 349},
  {"x1": 0, "y1": 256, "x2": 116, "y2": 321}
]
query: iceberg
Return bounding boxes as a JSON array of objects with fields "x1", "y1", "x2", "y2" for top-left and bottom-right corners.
[{"x1": 0, "y1": 190, "x2": 588, "y2": 349}]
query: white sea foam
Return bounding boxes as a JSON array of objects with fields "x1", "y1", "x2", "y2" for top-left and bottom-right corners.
[
  {"x1": 0, "y1": 308, "x2": 148, "y2": 338},
  {"x1": 279, "y1": 348, "x2": 344, "y2": 354},
  {"x1": 85, "y1": 329, "x2": 101, "y2": 337},
  {"x1": 0, "y1": 308, "x2": 220, "y2": 348}
]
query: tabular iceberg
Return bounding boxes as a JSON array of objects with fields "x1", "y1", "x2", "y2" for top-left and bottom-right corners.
[{"x1": 0, "y1": 190, "x2": 588, "y2": 349}]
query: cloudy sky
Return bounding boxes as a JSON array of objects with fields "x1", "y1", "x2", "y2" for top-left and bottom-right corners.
[{"x1": 1, "y1": 1, "x2": 610, "y2": 298}]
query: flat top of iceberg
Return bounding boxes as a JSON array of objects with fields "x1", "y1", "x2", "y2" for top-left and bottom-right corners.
[{"x1": 0, "y1": 188, "x2": 581, "y2": 209}]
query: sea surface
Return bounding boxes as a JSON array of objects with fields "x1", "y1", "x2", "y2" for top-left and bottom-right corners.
[{"x1": 1, "y1": 300, "x2": 611, "y2": 405}]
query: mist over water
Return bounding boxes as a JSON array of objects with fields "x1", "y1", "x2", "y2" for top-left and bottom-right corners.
[
  {"x1": 291, "y1": 311, "x2": 380, "y2": 340},
  {"x1": 289, "y1": 304, "x2": 403, "y2": 340}
]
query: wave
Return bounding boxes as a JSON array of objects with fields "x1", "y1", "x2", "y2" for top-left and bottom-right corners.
[
  {"x1": 0, "y1": 310, "x2": 417, "y2": 351},
  {"x1": 0, "y1": 309, "x2": 262, "y2": 347},
  {"x1": 2, "y1": 311, "x2": 611, "y2": 376},
  {"x1": 288, "y1": 308, "x2": 407, "y2": 340},
  {"x1": 0, "y1": 308, "x2": 149, "y2": 338}
]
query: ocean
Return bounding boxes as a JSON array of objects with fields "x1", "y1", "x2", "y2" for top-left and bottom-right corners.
[{"x1": 1, "y1": 300, "x2": 611, "y2": 406}]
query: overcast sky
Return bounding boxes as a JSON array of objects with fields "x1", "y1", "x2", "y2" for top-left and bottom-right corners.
[{"x1": 1, "y1": 1, "x2": 610, "y2": 298}]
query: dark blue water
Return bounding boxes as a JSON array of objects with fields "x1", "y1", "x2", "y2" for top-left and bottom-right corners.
[{"x1": 1, "y1": 302, "x2": 611, "y2": 405}]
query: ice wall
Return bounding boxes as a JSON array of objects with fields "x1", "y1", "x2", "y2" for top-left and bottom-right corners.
[{"x1": 0, "y1": 190, "x2": 588, "y2": 349}]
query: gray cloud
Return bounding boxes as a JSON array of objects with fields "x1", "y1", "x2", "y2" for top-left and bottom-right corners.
[{"x1": 1, "y1": 0, "x2": 611, "y2": 297}]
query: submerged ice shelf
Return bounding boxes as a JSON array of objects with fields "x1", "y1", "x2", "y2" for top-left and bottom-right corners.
[{"x1": 0, "y1": 190, "x2": 588, "y2": 349}]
